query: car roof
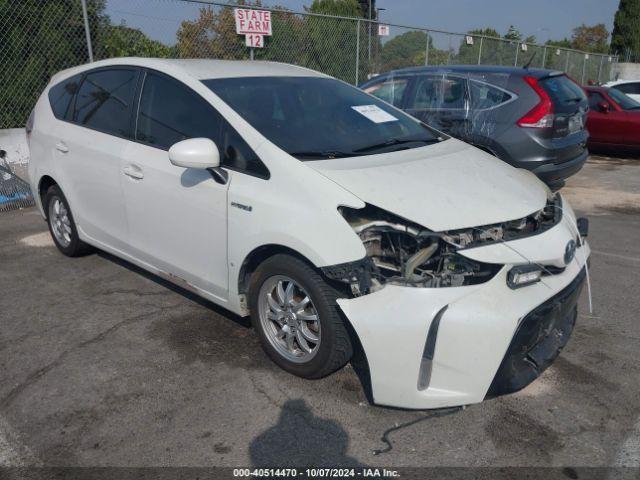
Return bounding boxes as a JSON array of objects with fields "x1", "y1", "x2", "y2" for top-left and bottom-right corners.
[
  {"x1": 606, "y1": 79, "x2": 640, "y2": 85},
  {"x1": 50, "y1": 57, "x2": 325, "y2": 84},
  {"x1": 366, "y1": 64, "x2": 563, "y2": 83}
]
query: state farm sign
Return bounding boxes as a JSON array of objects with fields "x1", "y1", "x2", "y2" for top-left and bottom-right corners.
[{"x1": 234, "y1": 8, "x2": 272, "y2": 36}]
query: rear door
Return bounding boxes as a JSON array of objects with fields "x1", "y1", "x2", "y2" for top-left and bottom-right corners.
[
  {"x1": 61, "y1": 67, "x2": 139, "y2": 251},
  {"x1": 405, "y1": 74, "x2": 471, "y2": 139}
]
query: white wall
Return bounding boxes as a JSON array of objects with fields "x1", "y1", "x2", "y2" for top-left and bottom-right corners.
[{"x1": 612, "y1": 62, "x2": 640, "y2": 81}]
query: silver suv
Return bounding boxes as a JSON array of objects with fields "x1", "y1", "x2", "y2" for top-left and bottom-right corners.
[{"x1": 362, "y1": 66, "x2": 589, "y2": 189}]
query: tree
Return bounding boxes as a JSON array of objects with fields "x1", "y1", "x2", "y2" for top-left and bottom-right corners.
[
  {"x1": 176, "y1": 5, "x2": 244, "y2": 59},
  {"x1": 303, "y1": 0, "x2": 363, "y2": 82},
  {"x1": 356, "y1": 0, "x2": 376, "y2": 20},
  {"x1": 176, "y1": 1, "x2": 304, "y2": 63},
  {"x1": 308, "y1": 0, "x2": 362, "y2": 17},
  {"x1": 0, "y1": 0, "x2": 106, "y2": 128},
  {"x1": 98, "y1": 22, "x2": 174, "y2": 58},
  {"x1": 611, "y1": 0, "x2": 640, "y2": 58},
  {"x1": 571, "y1": 23, "x2": 609, "y2": 53},
  {"x1": 504, "y1": 25, "x2": 522, "y2": 41},
  {"x1": 379, "y1": 31, "x2": 428, "y2": 71}
]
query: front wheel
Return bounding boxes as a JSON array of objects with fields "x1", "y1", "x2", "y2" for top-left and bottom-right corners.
[{"x1": 248, "y1": 254, "x2": 353, "y2": 379}]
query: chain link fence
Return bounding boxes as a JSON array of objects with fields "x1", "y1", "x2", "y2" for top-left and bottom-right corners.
[
  {"x1": 0, "y1": 0, "x2": 619, "y2": 132},
  {"x1": 0, "y1": 0, "x2": 621, "y2": 213}
]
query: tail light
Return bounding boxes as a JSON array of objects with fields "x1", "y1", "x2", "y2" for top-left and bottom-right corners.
[{"x1": 517, "y1": 76, "x2": 554, "y2": 129}]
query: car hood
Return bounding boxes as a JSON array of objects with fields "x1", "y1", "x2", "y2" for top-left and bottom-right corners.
[{"x1": 307, "y1": 139, "x2": 549, "y2": 231}]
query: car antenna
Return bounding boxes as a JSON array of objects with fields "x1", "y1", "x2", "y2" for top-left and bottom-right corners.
[{"x1": 523, "y1": 51, "x2": 537, "y2": 70}]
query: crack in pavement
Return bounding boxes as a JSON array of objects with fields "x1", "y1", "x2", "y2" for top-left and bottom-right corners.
[{"x1": 0, "y1": 304, "x2": 181, "y2": 411}]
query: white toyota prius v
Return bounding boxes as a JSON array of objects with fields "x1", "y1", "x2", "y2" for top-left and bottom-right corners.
[{"x1": 28, "y1": 58, "x2": 590, "y2": 409}]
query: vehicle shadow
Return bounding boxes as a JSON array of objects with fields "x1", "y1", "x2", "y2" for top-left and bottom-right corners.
[
  {"x1": 249, "y1": 398, "x2": 366, "y2": 467},
  {"x1": 96, "y1": 250, "x2": 251, "y2": 329}
]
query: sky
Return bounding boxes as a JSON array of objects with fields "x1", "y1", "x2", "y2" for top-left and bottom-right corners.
[{"x1": 105, "y1": 0, "x2": 621, "y2": 46}]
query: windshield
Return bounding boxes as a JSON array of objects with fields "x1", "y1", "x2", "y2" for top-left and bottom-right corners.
[
  {"x1": 203, "y1": 76, "x2": 441, "y2": 160},
  {"x1": 607, "y1": 88, "x2": 640, "y2": 110}
]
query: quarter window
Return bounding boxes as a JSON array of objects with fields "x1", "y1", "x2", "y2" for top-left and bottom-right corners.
[
  {"x1": 137, "y1": 72, "x2": 268, "y2": 178},
  {"x1": 48, "y1": 74, "x2": 82, "y2": 120},
  {"x1": 468, "y1": 81, "x2": 512, "y2": 109}
]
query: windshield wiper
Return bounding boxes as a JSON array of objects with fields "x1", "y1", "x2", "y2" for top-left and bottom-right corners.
[
  {"x1": 289, "y1": 150, "x2": 358, "y2": 160},
  {"x1": 352, "y1": 138, "x2": 439, "y2": 154}
]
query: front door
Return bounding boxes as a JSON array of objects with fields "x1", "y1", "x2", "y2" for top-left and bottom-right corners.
[{"x1": 120, "y1": 71, "x2": 230, "y2": 300}]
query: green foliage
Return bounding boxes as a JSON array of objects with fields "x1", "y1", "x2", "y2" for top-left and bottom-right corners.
[
  {"x1": 98, "y1": 23, "x2": 175, "y2": 58},
  {"x1": 379, "y1": 31, "x2": 429, "y2": 71},
  {"x1": 571, "y1": 24, "x2": 609, "y2": 53},
  {"x1": 611, "y1": 0, "x2": 640, "y2": 56},
  {"x1": 0, "y1": 0, "x2": 106, "y2": 127},
  {"x1": 308, "y1": 0, "x2": 362, "y2": 17}
]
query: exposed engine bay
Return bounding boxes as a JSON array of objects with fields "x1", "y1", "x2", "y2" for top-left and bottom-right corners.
[{"x1": 325, "y1": 196, "x2": 562, "y2": 296}]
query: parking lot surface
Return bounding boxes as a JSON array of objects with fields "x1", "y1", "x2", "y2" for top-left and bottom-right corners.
[{"x1": 0, "y1": 156, "x2": 639, "y2": 468}]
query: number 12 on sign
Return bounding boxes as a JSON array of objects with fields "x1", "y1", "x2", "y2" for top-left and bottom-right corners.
[{"x1": 245, "y1": 34, "x2": 264, "y2": 48}]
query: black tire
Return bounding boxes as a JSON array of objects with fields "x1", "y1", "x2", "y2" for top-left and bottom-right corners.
[
  {"x1": 44, "y1": 185, "x2": 93, "y2": 257},
  {"x1": 248, "y1": 254, "x2": 353, "y2": 379}
]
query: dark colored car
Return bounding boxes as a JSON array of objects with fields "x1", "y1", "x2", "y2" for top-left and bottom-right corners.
[
  {"x1": 360, "y1": 66, "x2": 589, "y2": 188},
  {"x1": 584, "y1": 86, "x2": 640, "y2": 152}
]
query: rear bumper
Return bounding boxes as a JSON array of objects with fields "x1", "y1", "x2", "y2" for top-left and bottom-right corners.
[
  {"x1": 337, "y1": 215, "x2": 590, "y2": 409},
  {"x1": 529, "y1": 148, "x2": 589, "y2": 186}
]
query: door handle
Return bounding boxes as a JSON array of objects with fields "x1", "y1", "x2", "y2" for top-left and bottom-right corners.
[
  {"x1": 123, "y1": 165, "x2": 144, "y2": 180},
  {"x1": 55, "y1": 142, "x2": 69, "y2": 153}
]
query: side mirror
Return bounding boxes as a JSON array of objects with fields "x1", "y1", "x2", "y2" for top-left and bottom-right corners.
[
  {"x1": 597, "y1": 101, "x2": 610, "y2": 113},
  {"x1": 169, "y1": 138, "x2": 220, "y2": 169}
]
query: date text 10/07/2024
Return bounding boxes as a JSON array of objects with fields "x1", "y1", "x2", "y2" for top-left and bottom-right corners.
[{"x1": 233, "y1": 468, "x2": 401, "y2": 478}]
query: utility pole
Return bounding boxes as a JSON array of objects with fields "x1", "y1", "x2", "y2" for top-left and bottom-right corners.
[{"x1": 80, "y1": 0, "x2": 94, "y2": 62}]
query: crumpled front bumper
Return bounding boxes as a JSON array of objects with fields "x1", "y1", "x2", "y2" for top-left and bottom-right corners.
[{"x1": 336, "y1": 213, "x2": 590, "y2": 409}]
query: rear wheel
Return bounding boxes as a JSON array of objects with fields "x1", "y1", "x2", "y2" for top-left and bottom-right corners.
[
  {"x1": 44, "y1": 185, "x2": 92, "y2": 257},
  {"x1": 249, "y1": 254, "x2": 353, "y2": 379}
]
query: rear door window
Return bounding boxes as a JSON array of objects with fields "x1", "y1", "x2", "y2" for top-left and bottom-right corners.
[
  {"x1": 48, "y1": 74, "x2": 82, "y2": 120},
  {"x1": 410, "y1": 75, "x2": 468, "y2": 110},
  {"x1": 72, "y1": 68, "x2": 139, "y2": 138},
  {"x1": 363, "y1": 78, "x2": 408, "y2": 107}
]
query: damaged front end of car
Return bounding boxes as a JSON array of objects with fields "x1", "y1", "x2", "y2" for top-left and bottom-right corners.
[
  {"x1": 323, "y1": 195, "x2": 562, "y2": 296},
  {"x1": 321, "y1": 194, "x2": 589, "y2": 409}
]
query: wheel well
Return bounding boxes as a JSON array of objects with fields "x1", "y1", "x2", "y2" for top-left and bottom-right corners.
[
  {"x1": 237, "y1": 245, "x2": 317, "y2": 296},
  {"x1": 38, "y1": 175, "x2": 58, "y2": 214}
]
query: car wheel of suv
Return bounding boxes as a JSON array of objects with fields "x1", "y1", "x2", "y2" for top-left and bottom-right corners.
[
  {"x1": 248, "y1": 254, "x2": 353, "y2": 379},
  {"x1": 44, "y1": 185, "x2": 92, "y2": 257}
]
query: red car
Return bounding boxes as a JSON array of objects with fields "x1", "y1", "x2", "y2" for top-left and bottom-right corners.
[{"x1": 584, "y1": 86, "x2": 640, "y2": 151}]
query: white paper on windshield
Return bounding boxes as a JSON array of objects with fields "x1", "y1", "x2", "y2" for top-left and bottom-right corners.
[{"x1": 351, "y1": 105, "x2": 398, "y2": 123}]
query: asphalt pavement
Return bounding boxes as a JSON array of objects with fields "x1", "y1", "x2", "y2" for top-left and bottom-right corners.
[{"x1": 0, "y1": 156, "x2": 639, "y2": 469}]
